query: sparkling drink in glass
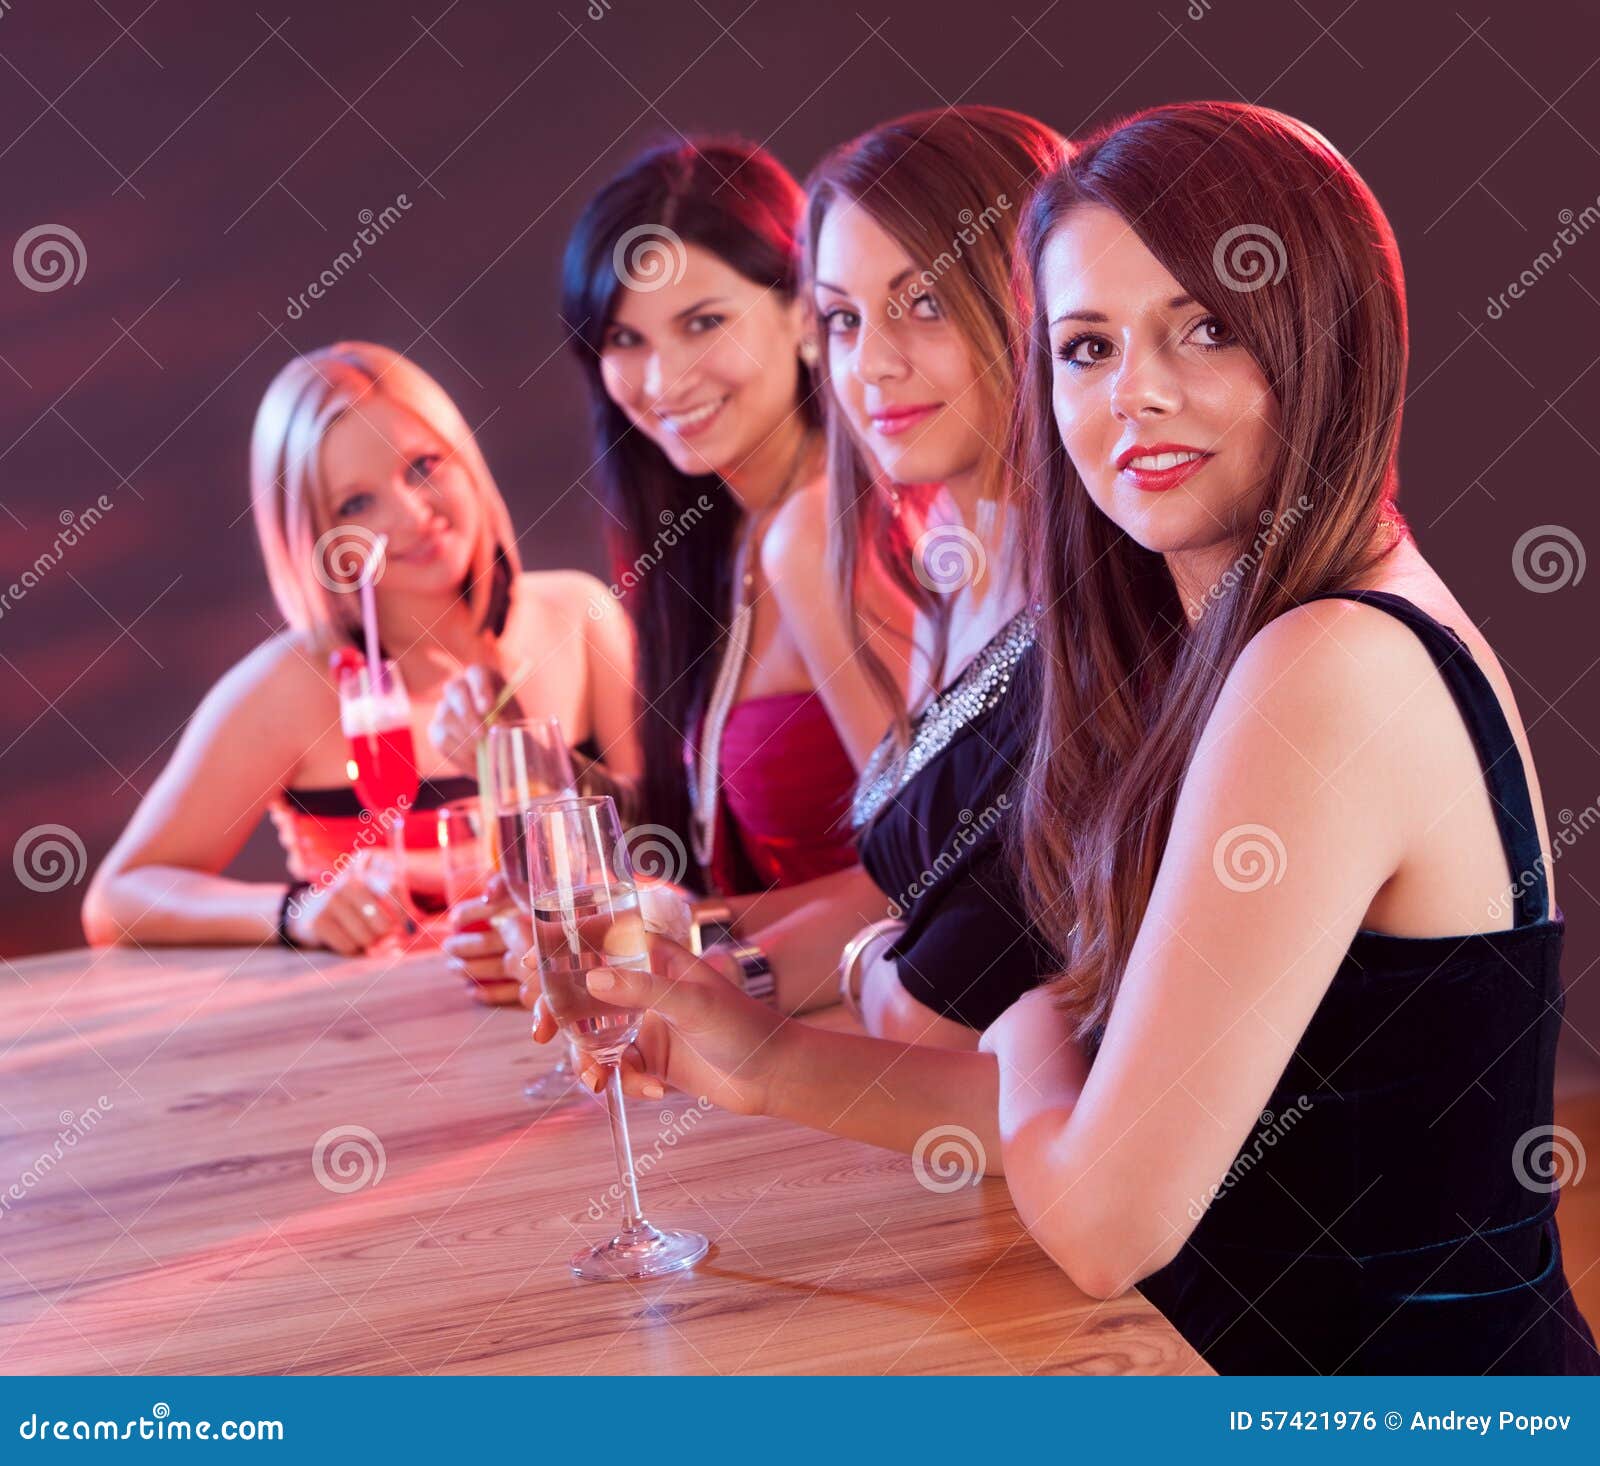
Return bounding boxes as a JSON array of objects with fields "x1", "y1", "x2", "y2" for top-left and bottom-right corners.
[
  {"x1": 526, "y1": 795, "x2": 709, "y2": 1281},
  {"x1": 487, "y1": 719, "x2": 580, "y2": 1102}
]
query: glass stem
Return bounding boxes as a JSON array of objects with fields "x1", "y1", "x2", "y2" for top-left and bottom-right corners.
[{"x1": 603, "y1": 1062, "x2": 645, "y2": 1235}]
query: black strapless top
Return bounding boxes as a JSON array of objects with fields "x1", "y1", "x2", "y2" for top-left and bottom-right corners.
[
  {"x1": 854, "y1": 612, "x2": 1056, "y2": 1031},
  {"x1": 1139, "y1": 590, "x2": 1599, "y2": 1375},
  {"x1": 282, "y1": 735, "x2": 603, "y2": 817}
]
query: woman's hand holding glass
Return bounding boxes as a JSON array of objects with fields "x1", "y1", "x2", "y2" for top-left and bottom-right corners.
[
  {"x1": 427, "y1": 664, "x2": 518, "y2": 770},
  {"x1": 441, "y1": 871, "x2": 526, "y2": 1004},
  {"x1": 525, "y1": 929, "x2": 787, "y2": 1120}
]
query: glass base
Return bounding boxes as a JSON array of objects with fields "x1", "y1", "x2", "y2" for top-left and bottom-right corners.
[
  {"x1": 571, "y1": 1223, "x2": 709, "y2": 1282},
  {"x1": 523, "y1": 1064, "x2": 582, "y2": 1105},
  {"x1": 525, "y1": 1042, "x2": 593, "y2": 1106}
]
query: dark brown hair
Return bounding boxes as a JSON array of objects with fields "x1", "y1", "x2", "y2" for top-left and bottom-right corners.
[
  {"x1": 561, "y1": 138, "x2": 818, "y2": 861},
  {"x1": 1013, "y1": 101, "x2": 1410, "y2": 1040}
]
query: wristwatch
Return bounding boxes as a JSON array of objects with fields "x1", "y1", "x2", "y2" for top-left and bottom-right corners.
[{"x1": 690, "y1": 903, "x2": 776, "y2": 1005}]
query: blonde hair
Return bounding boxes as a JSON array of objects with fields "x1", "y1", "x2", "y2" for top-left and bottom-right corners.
[{"x1": 249, "y1": 341, "x2": 520, "y2": 648}]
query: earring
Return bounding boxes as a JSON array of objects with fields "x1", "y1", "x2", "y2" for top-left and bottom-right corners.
[{"x1": 799, "y1": 338, "x2": 820, "y2": 368}]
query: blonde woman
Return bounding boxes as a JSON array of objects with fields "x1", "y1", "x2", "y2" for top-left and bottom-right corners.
[{"x1": 83, "y1": 342, "x2": 638, "y2": 974}]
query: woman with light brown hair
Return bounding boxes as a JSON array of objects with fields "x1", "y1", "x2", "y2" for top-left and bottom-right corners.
[
  {"x1": 689, "y1": 106, "x2": 1067, "y2": 1047},
  {"x1": 83, "y1": 341, "x2": 638, "y2": 970},
  {"x1": 535, "y1": 103, "x2": 1599, "y2": 1374}
]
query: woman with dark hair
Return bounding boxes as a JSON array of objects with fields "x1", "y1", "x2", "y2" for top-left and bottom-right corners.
[
  {"x1": 538, "y1": 103, "x2": 1599, "y2": 1374},
  {"x1": 447, "y1": 138, "x2": 906, "y2": 1004},
  {"x1": 674, "y1": 107, "x2": 1068, "y2": 1045},
  {"x1": 559, "y1": 136, "x2": 907, "y2": 898}
]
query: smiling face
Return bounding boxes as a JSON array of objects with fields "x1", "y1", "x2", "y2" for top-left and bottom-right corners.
[
  {"x1": 318, "y1": 394, "x2": 481, "y2": 594},
  {"x1": 598, "y1": 243, "x2": 805, "y2": 479},
  {"x1": 812, "y1": 199, "x2": 993, "y2": 488},
  {"x1": 1040, "y1": 204, "x2": 1280, "y2": 563}
]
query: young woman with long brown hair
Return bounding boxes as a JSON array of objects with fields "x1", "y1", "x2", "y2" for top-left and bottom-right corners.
[
  {"x1": 684, "y1": 107, "x2": 1067, "y2": 1048},
  {"x1": 532, "y1": 103, "x2": 1599, "y2": 1374},
  {"x1": 562, "y1": 136, "x2": 905, "y2": 898}
]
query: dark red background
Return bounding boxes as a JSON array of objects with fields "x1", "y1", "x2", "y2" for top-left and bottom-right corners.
[{"x1": 2, "y1": 0, "x2": 1598, "y2": 1049}]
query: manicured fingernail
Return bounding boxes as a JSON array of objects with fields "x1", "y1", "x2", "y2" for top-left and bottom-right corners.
[
  {"x1": 588, "y1": 1070, "x2": 605, "y2": 1092},
  {"x1": 586, "y1": 969, "x2": 615, "y2": 992},
  {"x1": 642, "y1": 1080, "x2": 665, "y2": 1099}
]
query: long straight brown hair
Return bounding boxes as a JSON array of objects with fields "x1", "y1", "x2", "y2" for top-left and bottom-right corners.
[
  {"x1": 801, "y1": 107, "x2": 1068, "y2": 786},
  {"x1": 1013, "y1": 102, "x2": 1411, "y2": 1041}
]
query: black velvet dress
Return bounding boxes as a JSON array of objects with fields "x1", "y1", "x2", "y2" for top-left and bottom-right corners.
[{"x1": 1139, "y1": 590, "x2": 1600, "y2": 1375}]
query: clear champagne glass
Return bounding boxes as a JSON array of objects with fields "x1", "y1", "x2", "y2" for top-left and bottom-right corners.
[
  {"x1": 526, "y1": 795, "x2": 709, "y2": 1281},
  {"x1": 487, "y1": 720, "x2": 582, "y2": 1102}
]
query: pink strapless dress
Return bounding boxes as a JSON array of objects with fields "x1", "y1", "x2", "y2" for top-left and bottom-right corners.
[{"x1": 701, "y1": 691, "x2": 858, "y2": 895}]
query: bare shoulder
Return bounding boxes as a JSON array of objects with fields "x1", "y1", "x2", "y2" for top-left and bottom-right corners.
[
  {"x1": 760, "y1": 476, "x2": 832, "y2": 584},
  {"x1": 178, "y1": 630, "x2": 330, "y2": 767},
  {"x1": 1219, "y1": 596, "x2": 1443, "y2": 753},
  {"x1": 216, "y1": 629, "x2": 330, "y2": 709},
  {"x1": 511, "y1": 569, "x2": 614, "y2": 630}
]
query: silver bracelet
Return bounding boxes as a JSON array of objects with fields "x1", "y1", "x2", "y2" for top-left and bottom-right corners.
[{"x1": 838, "y1": 918, "x2": 904, "y2": 1021}]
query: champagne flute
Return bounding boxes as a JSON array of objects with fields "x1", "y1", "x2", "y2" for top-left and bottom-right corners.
[
  {"x1": 526, "y1": 796, "x2": 709, "y2": 1281},
  {"x1": 487, "y1": 720, "x2": 581, "y2": 1101},
  {"x1": 438, "y1": 798, "x2": 492, "y2": 911}
]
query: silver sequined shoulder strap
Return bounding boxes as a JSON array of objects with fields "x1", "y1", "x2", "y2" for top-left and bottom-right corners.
[{"x1": 851, "y1": 608, "x2": 1038, "y2": 829}]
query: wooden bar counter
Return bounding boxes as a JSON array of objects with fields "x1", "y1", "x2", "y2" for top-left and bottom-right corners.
[{"x1": 0, "y1": 942, "x2": 1205, "y2": 1375}]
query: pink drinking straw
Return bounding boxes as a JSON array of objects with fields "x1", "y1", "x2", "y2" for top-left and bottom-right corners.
[{"x1": 358, "y1": 533, "x2": 388, "y2": 694}]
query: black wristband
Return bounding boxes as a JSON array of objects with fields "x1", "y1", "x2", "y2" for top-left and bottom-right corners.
[{"x1": 278, "y1": 879, "x2": 314, "y2": 949}]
